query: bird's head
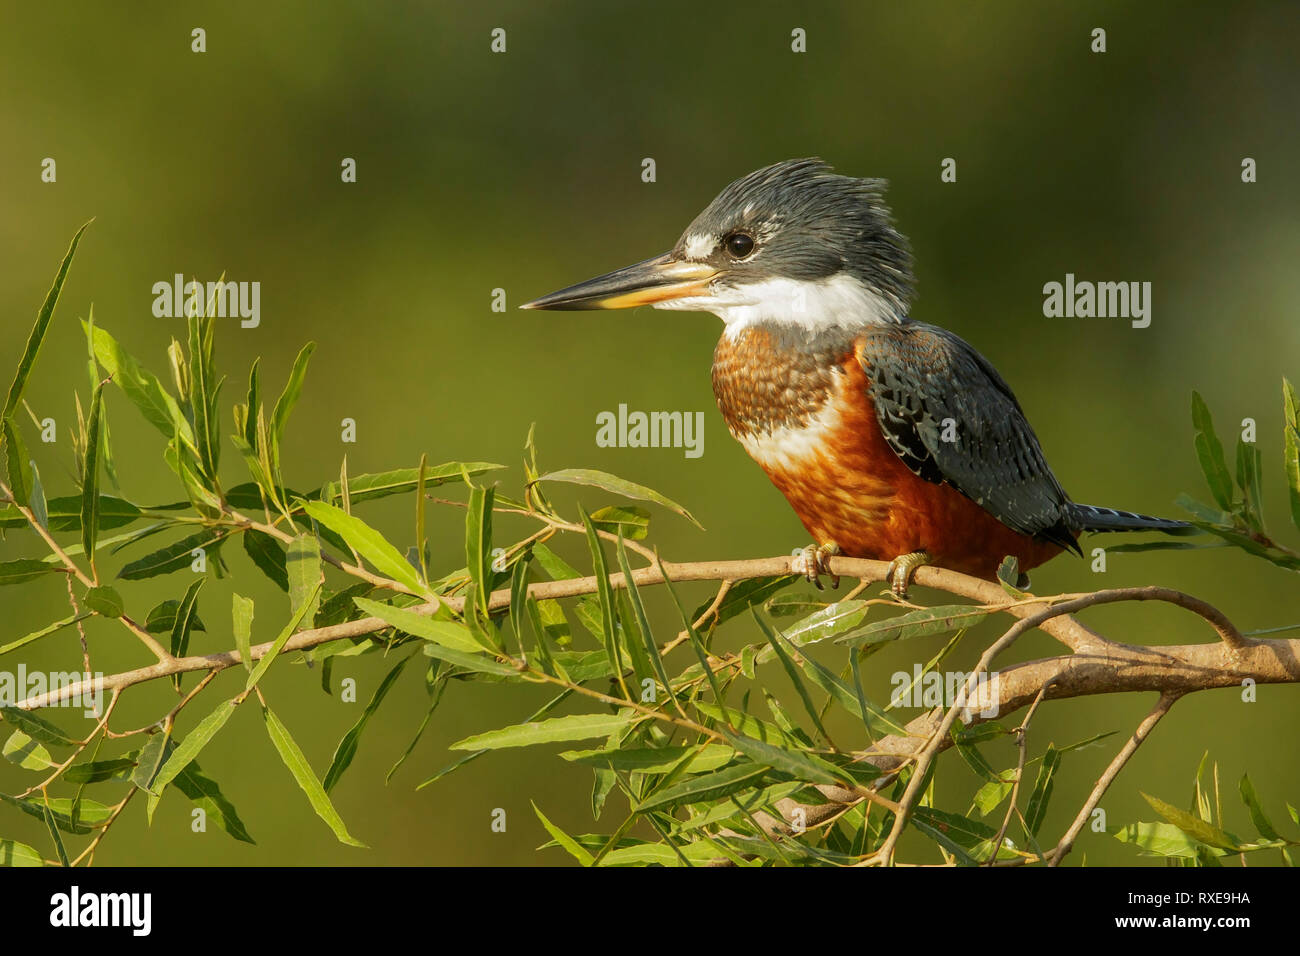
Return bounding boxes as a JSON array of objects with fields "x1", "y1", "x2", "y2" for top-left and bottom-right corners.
[{"x1": 522, "y1": 158, "x2": 914, "y2": 336}]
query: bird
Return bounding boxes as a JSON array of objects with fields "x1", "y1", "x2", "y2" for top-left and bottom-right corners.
[{"x1": 521, "y1": 158, "x2": 1193, "y2": 596}]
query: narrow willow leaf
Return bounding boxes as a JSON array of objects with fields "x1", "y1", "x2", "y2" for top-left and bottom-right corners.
[
  {"x1": 465, "y1": 484, "x2": 494, "y2": 617},
  {"x1": 580, "y1": 506, "x2": 628, "y2": 697},
  {"x1": 287, "y1": 533, "x2": 322, "y2": 625},
  {"x1": 385, "y1": 667, "x2": 448, "y2": 784},
  {"x1": 118, "y1": 528, "x2": 225, "y2": 580},
  {"x1": 561, "y1": 744, "x2": 734, "y2": 775},
  {"x1": 588, "y1": 504, "x2": 651, "y2": 540},
  {"x1": 146, "y1": 698, "x2": 240, "y2": 823},
  {"x1": 0, "y1": 707, "x2": 73, "y2": 748},
  {"x1": 3, "y1": 221, "x2": 90, "y2": 421},
  {"x1": 87, "y1": 323, "x2": 193, "y2": 446},
  {"x1": 837, "y1": 604, "x2": 992, "y2": 647},
  {"x1": 719, "y1": 729, "x2": 846, "y2": 787},
  {"x1": 1239, "y1": 774, "x2": 1280, "y2": 842},
  {"x1": 144, "y1": 599, "x2": 206, "y2": 634},
  {"x1": 242, "y1": 529, "x2": 288, "y2": 590},
  {"x1": 538, "y1": 468, "x2": 703, "y2": 529},
  {"x1": 302, "y1": 500, "x2": 425, "y2": 594},
  {"x1": 1236, "y1": 438, "x2": 1264, "y2": 533},
  {"x1": 420, "y1": 642, "x2": 520, "y2": 678},
  {"x1": 172, "y1": 760, "x2": 255, "y2": 843},
  {"x1": 262, "y1": 706, "x2": 365, "y2": 847},
  {"x1": 415, "y1": 454, "x2": 429, "y2": 582},
  {"x1": 80, "y1": 383, "x2": 104, "y2": 565},
  {"x1": 316, "y1": 462, "x2": 504, "y2": 504},
  {"x1": 0, "y1": 559, "x2": 57, "y2": 587},
  {"x1": 0, "y1": 839, "x2": 43, "y2": 866},
  {"x1": 243, "y1": 357, "x2": 261, "y2": 447},
  {"x1": 169, "y1": 578, "x2": 205, "y2": 673},
  {"x1": 41, "y1": 797, "x2": 69, "y2": 867},
  {"x1": 232, "y1": 593, "x2": 254, "y2": 672},
  {"x1": 62, "y1": 757, "x2": 137, "y2": 784},
  {"x1": 752, "y1": 611, "x2": 830, "y2": 742},
  {"x1": 1191, "y1": 391, "x2": 1235, "y2": 510},
  {"x1": 3, "y1": 731, "x2": 54, "y2": 770},
  {"x1": 132, "y1": 732, "x2": 171, "y2": 794},
  {"x1": 636, "y1": 762, "x2": 772, "y2": 812},
  {"x1": 0, "y1": 493, "x2": 140, "y2": 532},
  {"x1": 1141, "y1": 792, "x2": 1242, "y2": 851},
  {"x1": 658, "y1": 557, "x2": 728, "y2": 717},
  {"x1": 244, "y1": 582, "x2": 321, "y2": 692},
  {"x1": 780, "y1": 599, "x2": 870, "y2": 646},
  {"x1": 0, "y1": 793, "x2": 111, "y2": 834},
  {"x1": 1284, "y1": 378, "x2": 1300, "y2": 533},
  {"x1": 533, "y1": 802, "x2": 594, "y2": 866},
  {"x1": 1024, "y1": 745, "x2": 1060, "y2": 835},
  {"x1": 451, "y1": 713, "x2": 634, "y2": 751},
  {"x1": 353, "y1": 597, "x2": 484, "y2": 653},
  {"x1": 0, "y1": 614, "x2": 86, "y2": 657},
  {"x1": 1, "y1": 418, "x2": 33, "y2": 506},
  {"x1": 1113, "y1": 821, "x2": 1220, "y2": 859},
  {"x1": 270, "y1": 342, "x2": 316, "y2": 472},
  {"x1": 323, "y1": 653, "x2": 411, "y2": 792}
]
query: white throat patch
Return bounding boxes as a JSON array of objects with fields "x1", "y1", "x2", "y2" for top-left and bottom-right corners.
[{"x1": 654, "y1": 273, "x2": 902, "y2": 338}]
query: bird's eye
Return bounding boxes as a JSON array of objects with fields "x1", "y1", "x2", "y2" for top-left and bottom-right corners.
[{"x1": 724, "y1": 232, "x2": 756, "y2": 259}]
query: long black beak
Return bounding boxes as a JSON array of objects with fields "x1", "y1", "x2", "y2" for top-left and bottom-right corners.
[{"x1": 521, "y1": 252, "x2": 718, "y2": 310}]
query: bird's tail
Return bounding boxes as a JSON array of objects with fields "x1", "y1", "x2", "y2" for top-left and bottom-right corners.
[{"x1": 1068, "y1": 504, "x2": 1197, "y2": 536}]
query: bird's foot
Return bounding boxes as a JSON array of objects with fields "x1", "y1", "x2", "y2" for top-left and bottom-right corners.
[
  {"x1": 885, "y1": 550, "x2": 931, "y2": 600},
  {"x1": 792, "y1": 542, "x2": 841, "y2": 591}
]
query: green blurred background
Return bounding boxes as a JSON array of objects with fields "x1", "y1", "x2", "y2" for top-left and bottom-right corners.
[{"x1": 2, "y1": 1, "x2": 1298, "y2": 865}]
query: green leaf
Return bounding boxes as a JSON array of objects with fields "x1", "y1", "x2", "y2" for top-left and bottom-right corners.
[
  {"x1": 323, "y1": 654, "x2": 411, "y2": 792},
  {"x1": 1024, "y1": 745, "x2": 1060, "y2": 835},
  {"x1": 244, "y1": 581, "x2": 322, "y2": 692},
  {"x1": 0, "y1": 493, "x2": 140, "y2": 532},
  {"x1": 1114, "y1": 821, "x2": 1220, "y2": 859},
  {"x1": 232, "y1": 593, "x2": 254, "y2": 671},
  {"x1": 286, "y1": 533, "x2": 323, "y2": 625},
  {"x1": 837, "y1": 604, "x2": 992, "y2": 647},
  {"x1": 2, "y1": 418, "x2": 33, "y2": 507},
  {"x1": 62, "y1": 757, "x2": 137, "y2": 784},
  {"x1": 118, "y1": 528, "x2": 225, "y2": 580},
  {"x1": 1142, "y1": 792, "x2": 1242, "y2": 851},
  {"x1": 1239, "y1": 774, "x2": 1280, "y2": 842},
  {"x1": 146, "y1": 697, "x2": 240, "y2": 822},
  {"x1": 1191, "y1": 391, "x2": 1234, "y2": 510},
  {"x1": 172, "y1": 760, "x2": 255, "y2": 843},
  {"x1": 588, "y1": 505, "x2": 651, "y2": 541},
  {"x1": 0, "y1": 559, "x2": 59, "y2": 587},
  {"x1": 316, "y1": 462, "x2": 504, "y2": 504},
  {"x1": 169, "y1": 578, "x2": 205, "y2": 670},
  {"x1": 353, "y1": 597, "x2": 484, "y2": 653},
  {"x1": 1284, "y1": 379, "x2": 1300, "y2": 534},
  {"x1": 636, "y1": 762, "x2": 772, "y2": 812},
  {"x1": 752, "y1": 611, "x2": 831, "y2": 743},
  {"x1": 0, "y1": 839, "x2": 43, "y2": 866},
  {"x1": 144, "y1": 598, "x2": 206, "y2": 633},
  {"x1": 302, "y1": 500, "x2": 425, "y2": 594},
  {"x1": 3, "y1": 221, "x2": 90, "y2": 422},
  {"x1": 132, "y1": 732, "x2": 171, "y2": 794},
  {"x1": 451, "y1": 713, "x2": 635, "y2": 751},
  {"x1": 781, "y1": 599, "x2": 870, "y2": 645},
  {"x1": 561, "y1": 744, "x2": 734, "y2": 775},
  {"x1": 465, "y1": 484, "x2": 495, "y2": 617},
  {"x1": 262, "y1": 705, "x2": 365, "y2": 847},
  {"x1": 719, "y1": 729, "x2": 846, "y2": 787},
  {"x1": 533, "y1": 802, "x2": 594, "y2": 866},
  {"x1": 0, "y1": 615, "x2": 87, "y2": 657},
  {"x1": 3, "y1": 731, "x2": 54, "y2": 770},
  {"x1": 537, "y1": 468, "x2": 703, "y2": 529},
  {"x1": 580, "y1": 506, "x2": 629, "y2": 696},
  {"x1": 242, "y1": 529, "x2": 288, "y2": 590},
  {"x1": 87, "y1": 323, "x2": 193, "y2": 446},
  {"x1": 0, "y1": 793, "x2": 111, "y2": 834},
  {"x1": 81, "y1": 585, "x2": 124, "y2": 618},
  {"x1": 41, "y1": 796, "x2": 69, "y2": 867},
  {"x1": 270, "y1": 342, "x2": 316, "y2": 472},
  {"x1": 1236, "y1": 437, "x2": 1264, "y2": 533},
  {"x1": 80, "y1": 382, "x2": 105, "y2": 564},
  {"x1": 420, "y1": 642, "x2": 521, "y2": 678},
  {"x1": 0, "y1": 707, "x2": 74, "y2": 748}
]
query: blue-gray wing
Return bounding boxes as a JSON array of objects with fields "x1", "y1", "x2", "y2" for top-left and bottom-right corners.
[{"x1": 857, "y1": 322, "x2": 1080, "y2": 552}]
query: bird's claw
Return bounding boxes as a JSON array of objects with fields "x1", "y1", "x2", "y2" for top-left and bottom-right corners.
[
  {"x1": 793, "y1": 543, "x2": 841, "y2": 590},
  {"x1": 886, "y1": 550, "x2": 931, "y2": 600}
]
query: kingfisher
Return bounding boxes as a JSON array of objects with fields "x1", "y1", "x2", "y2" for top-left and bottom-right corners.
[{"x1": 522, "y1": 159, "x2": 1192, "y2": 595}]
